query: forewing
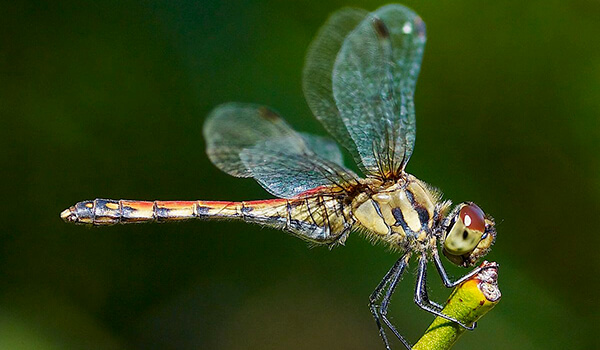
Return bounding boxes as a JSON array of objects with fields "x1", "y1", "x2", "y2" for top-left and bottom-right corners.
[
  {"x1": 332, "y1": 4, "x2": 426, "y2": 179},
  {"x1": 303, "y1": 8, "x2": 368, "y2": 168},
  {"x1": 204, "y1": 103, "x2": 358, "y2": 198}
]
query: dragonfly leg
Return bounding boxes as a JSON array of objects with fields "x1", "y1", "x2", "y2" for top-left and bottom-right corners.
[
  {"x1": 409, "y1": 256, "x2": 443, "y2": 312},
  {"x1": 415, "y1": 254, "x2": 476, "y2": 330},
  {"x1": 431, "y1": 248, "x2": 493, "y2": 288},
  {"x1": 429, "y1": 300, "x2": 444, "y2": 311},
  {"x1": 380, "y1": 267, "x2": 412, "y2": 349},
  {"x1": 369, "y1": 253, "x2": 412, "y2": 350},
  {"x1": 369, "y1": 258, "x2": 403, "y2": 350},
  {"x1": 415, "y1": 278, "x2": 443, "y2": 312}
]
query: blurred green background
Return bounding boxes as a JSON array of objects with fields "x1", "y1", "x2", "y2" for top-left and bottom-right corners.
[{"x1": 2, "y1": 0, "x2": 599, "y2": 349}]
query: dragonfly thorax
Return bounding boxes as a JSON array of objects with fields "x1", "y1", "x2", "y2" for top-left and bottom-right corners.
[{"x1": 352, "y1": 175, "x2": 442, "y2": 249}]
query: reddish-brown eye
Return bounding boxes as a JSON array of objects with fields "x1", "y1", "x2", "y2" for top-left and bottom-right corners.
[{"x1": 459, "y1": 204, "x2": 485, "y2": 233}]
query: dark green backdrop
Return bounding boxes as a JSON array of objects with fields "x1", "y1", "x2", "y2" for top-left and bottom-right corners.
[{"x1": 2, "y1": 0, "x2": 598, "y2": 349}]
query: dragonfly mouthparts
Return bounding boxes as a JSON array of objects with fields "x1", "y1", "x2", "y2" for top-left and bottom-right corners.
[{"x1": 60, "y1": 207, "x2": 77, "y2": 223}]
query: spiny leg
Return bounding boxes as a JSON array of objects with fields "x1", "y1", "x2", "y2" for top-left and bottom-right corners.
[
  {"x1": 431, "y1": 248, "x2": 491, "y2": 288},
  {"x1": 369, "y1": 257, "x2": 404, "y2": 350},
  {"x1": 414, "y1": 253, "x2": 475, "y2": 330},
  {"x1": 413, "y1": 261, "x2": 443, "y2": 312},
  {"x1": 409, "y1": 253, "x2": 442, "y2": 312},
  {"x1": 369, "y1": 253, "x2": 411, "y2": 350},
  {"x1": 428, "y1": 297, "x2": 444, "y2": 312},
  {"x1": 379, "y1": 260, "x2": 411, "y2": 349}
]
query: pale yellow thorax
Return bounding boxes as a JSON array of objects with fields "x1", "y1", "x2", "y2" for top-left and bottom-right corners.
[{"x1": 351, "y1": 176, "x2": 439, "y2": 247}]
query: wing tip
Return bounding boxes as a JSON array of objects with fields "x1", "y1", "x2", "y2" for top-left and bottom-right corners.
[{"x1": 371, "y1": 16, "x2": 390, "y2": 39}]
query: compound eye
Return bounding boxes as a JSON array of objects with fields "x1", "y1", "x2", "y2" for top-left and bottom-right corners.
[
  {"x1": 460, "y1": 204, "x2": 485, "y2": 233},
  {"x1": 443, "y1": 203, "x2": 486, "y2": 256}
]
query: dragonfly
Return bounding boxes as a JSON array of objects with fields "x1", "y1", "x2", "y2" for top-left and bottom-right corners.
[{"x1": 61, "y1": 4, "x2": 496, "y2": 349}]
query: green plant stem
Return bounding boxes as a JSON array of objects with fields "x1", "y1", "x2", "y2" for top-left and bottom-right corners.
[{"x1": 413, "y1": 261, "x2": 501, "y2": 350}]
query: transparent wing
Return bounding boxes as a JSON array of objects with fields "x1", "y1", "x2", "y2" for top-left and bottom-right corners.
[
  {"x1": 305, "y1": 4, "x2": 426, "y2": 179},
  {"x1": 299, "y1": 132, "x2": 345, "y2": 166},
  {"x1": 204, "y1": 103, "x2": 359, "y2": 198},
  {"x1": 303, "y1": 7, "x2": 368, "y2": 169},
  {"x1": 333, "y1": 4, "x2": 426, "y2": 179},
  {"x1": 204, "y1": 103, "x2": 291, "y2": 177},
  {"x1": 239, "y1": 135, "x2": 358, "y2": 198}
]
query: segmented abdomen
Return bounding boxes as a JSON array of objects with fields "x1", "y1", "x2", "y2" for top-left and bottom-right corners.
[{"x1": 61, "y1": 195, "x2": 354, "y2": 244}]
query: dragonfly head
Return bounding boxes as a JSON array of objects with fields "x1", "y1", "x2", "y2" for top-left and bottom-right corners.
[{"x1": 441, "y1": 202, "x2": 496, "y2": 267}]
